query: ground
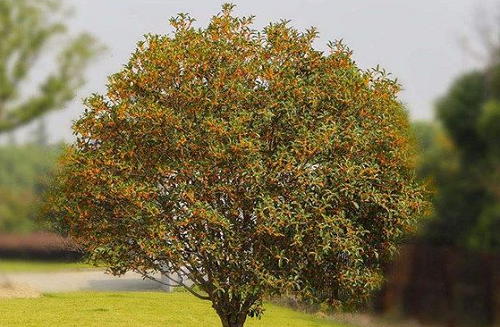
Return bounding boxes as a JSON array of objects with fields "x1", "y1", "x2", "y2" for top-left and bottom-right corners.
[
  {"x1": 0, "y1": 260, "x2": 351, "y2": 326},
  {"x1": 0, "y1": 292, "x2": 351, "y2": 327},
  {"x1": 1, "y1": 259, "x2": 161, "y2": 292},
  {"x1": 2, "y1": 269, "x2": 161, "y2": 292},
  {"x1": 0, "y1": 259, "x2": 95, "y2": 272},
  {"x1": 0, "y1": 261, "x2": 429, "y2": 327},
  {"x1": 0, "y1": 281, "x2": 40, "y2": 299}
]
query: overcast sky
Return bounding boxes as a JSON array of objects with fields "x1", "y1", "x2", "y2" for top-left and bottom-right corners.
[{"x1": 12, "y1": 0, "x2": 500, "y2": 143}]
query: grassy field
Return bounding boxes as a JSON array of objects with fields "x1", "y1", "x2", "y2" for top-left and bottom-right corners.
[
  {"x1": 0, "y1": 292, "x2": 352, "y2": 327},
  {"x1": 0, "y1": 259, "x2": 98, "y2": 272}
]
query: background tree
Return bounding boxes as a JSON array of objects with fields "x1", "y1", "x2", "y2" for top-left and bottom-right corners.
[
  {"x1": 0, "y1": 0, "x2": 100, "y2": 234},
  {"x1": 51, "y1": 5, "x2": 425, "y2": 327},
  {"x1": 0, "y1": 143, "x2": 60, "y2": 233},
  {"x1": 0, "y1": 0, "x2": 100, "y2": 135},
  {"x1": 414, "y1": 59, "x2": 500, "y2": 250}
]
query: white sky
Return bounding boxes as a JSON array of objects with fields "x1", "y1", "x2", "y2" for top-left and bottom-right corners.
[{"x1": 11, "y1": 0, "x2": 500, "y2": 143}]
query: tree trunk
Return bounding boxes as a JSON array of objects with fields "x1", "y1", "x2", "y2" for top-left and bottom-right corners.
[
  {"x1": 218, "y1": 315, "x2": 246, "y2": 327},
  {"x1": 217, "y1": 312, "x2": 247, "y2": 327},
  {"x1": 214, "y1": 304, "x2": 248, "y2": 327},
  {"x1": 212, "y1": 294, "x2": 259, "y2": 327}
]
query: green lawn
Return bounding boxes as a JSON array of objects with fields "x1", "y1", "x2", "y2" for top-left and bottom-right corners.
[
  {"x1": 0, "y1": 259, "x2": 98, "y2": 272},
  {"x1": 0, "y1": 292, "x2": 352, "y2": 327}
]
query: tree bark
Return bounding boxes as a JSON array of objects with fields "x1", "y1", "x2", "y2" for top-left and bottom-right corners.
[
  {"x1": 214, "y1": 303, "x2": 249, "y2": 327},
  {"x1": 217, "y1": 311, "x2": 247, "y2": 327}
]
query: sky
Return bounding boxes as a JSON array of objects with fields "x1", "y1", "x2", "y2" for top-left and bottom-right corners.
[{"x1": 11, "y1": 0, "x2": 500, "y2": 143}]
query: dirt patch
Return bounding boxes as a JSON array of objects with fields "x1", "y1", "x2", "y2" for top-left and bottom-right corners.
[{"x1": 0, "y1": 281, "x2": 40, "y2": 299}]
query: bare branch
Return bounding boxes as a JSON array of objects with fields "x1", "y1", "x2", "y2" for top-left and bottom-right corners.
[{"x1": 140, "y1": 272, "x2": 211, "y2": 301}]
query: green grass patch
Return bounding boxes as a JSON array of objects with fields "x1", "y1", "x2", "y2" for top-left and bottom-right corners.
[
  {"x1": 0, "y1": 292, "x2": 352, "y2": 327},
  {"x1": 0, "y1": 259, "x2": 99, "y2": 272}
]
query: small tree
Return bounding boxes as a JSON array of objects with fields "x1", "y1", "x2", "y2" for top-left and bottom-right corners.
[
  {"x1": 0, "y1": 0, "x2": 100, "y2": 135},
  {"x1": 52, "y1": 5, "x2": 425, "y2": 327}
]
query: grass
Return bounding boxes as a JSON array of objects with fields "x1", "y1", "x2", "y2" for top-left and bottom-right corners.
[
  {"x1": 0, "y1": 292, "x2": 353, "y2": 327},
  {"x1": 0, "y1": 259, "x2": 98, "y2": 272}
]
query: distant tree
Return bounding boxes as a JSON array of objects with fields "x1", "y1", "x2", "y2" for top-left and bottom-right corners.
[
  {"x1": 51, "y1": 5, "x2": 426, "y2": 327},
  {"x1": 0, "y1": 144, "x2": 61, "y2": 233},
  {"x1": 0, "y1": 0, "x2": 101, "y2": 135},
  {"x1": 418, "y1": 62, "x2": 500, "y2": 250},
  {"x1": 412, "y1": 121, "x2": 464, "y2": 245},
  {"x1": 31, "y1": 119, "x2": 49, "y2": 146}
]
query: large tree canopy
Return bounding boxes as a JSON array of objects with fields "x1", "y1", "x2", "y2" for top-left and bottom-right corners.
[
  {"x1": 0, "y1": 0, "x2": 100, "y2": 134},
  {"x1": 52, "y1": 5, "x2": 425, "y2": 327}
]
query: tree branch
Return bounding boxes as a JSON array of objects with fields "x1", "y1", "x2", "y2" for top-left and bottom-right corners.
[{"x1": 140, "y1": 271, "x2": 211, "y2": 301}]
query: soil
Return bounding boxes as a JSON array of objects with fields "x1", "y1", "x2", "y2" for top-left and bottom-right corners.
[{"x1": 0, "y1": 281, "x2": 40, "y2": 299}]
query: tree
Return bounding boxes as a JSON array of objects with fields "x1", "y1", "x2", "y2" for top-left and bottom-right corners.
[
  {"x1": 0, "y1": 144, "x2": 61, "y2": 233},
  {"x1": 0, "y1": 0, "x2": 101, "y2": 135},
  {"x1": 0, "y1": 144, "x2": 62, "y2": 301},
  {"x1": 412, "y1": 121, "x2": 463, "y2": 246},
  {"x1": 418, "y1": 63, "x2": 500, "y2": 250},
  {"x1": 51, "y1": 5, "x2": 425, "y2": 327}
]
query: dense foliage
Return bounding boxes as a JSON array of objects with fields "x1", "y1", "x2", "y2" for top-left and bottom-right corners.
[
  {"x1": 52, "y1": 5, "x2": 425, "y2": 327},
  {"x1": 417, "y1": 64, "x2": 500, "y2": 250},
  {"x1": 0, "y1": 0, "x2": 100, "y2": 134},
  {"x1": 0, "y1": 144, "x2": 60, "y2": 233}
]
